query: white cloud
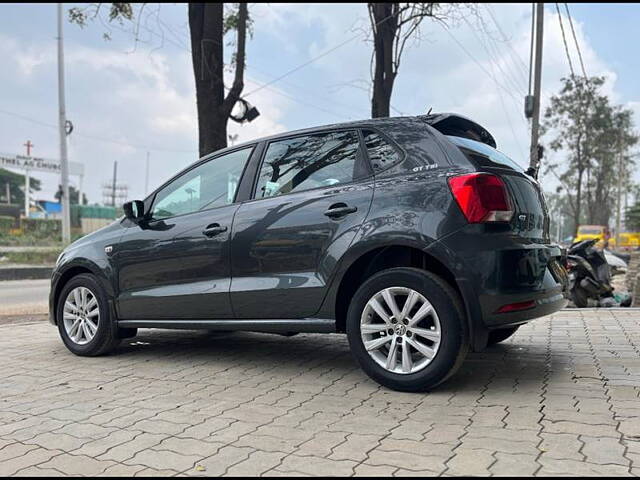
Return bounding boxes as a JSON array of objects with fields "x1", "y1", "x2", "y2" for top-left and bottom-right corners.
[{"x1": 0, "y1": 3, "x2": 637, "y2": 205}]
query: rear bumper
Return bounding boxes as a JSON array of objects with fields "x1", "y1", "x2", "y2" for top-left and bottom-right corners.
[{"x1": 437, "y1": 229, "x2": 569, "y2": 330}]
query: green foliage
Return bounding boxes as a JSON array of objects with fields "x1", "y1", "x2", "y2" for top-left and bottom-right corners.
[
  {"x1": 68, "y1": 3, "x2": 133, "y2": 28},
  {"x1": 0, "y1": 218, "x2": 64, "y2": 246},
  {"x1": 626, "y1": 202, "x2": 640, "y2": 231},
  {"x1": 542, "y1": 76, "x2": 638, "y2": 229},
  {"x1": 54, "y1": 185, "x2": 88, "y2": 206},
  {"x1": 223, "y1": 3, "x2": 253, "y2": 37},
  {"x1": 0, "y1": 168, "x2": 41, "y2": 206},
  {"x1": 21, "y1": 218, "x2": 62, "y2": 240},
  {"x1": 3, "y1": 249, "x2": 62, "y2": 265},
  {"x1": 0, "y1": 215, "x2": 15, "y2": 232}
]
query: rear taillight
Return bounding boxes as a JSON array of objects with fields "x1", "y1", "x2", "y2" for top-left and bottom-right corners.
[{"x1": 447, "y1": 173, "x2": 514, "y2": 223}]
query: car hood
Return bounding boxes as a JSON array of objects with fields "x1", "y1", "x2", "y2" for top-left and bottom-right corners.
[{"x1": 64, "y1": 218, "x2": 124, "y2": 252}]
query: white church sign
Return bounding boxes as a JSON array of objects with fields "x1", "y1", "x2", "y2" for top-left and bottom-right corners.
[{"x1": 0, "y1": 153, "x2": 84, "y2": 176}]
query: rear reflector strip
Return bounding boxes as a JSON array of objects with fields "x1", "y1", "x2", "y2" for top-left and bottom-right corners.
[{"x1": 496, "y1": 300, "x2": 536, "y2": 314}]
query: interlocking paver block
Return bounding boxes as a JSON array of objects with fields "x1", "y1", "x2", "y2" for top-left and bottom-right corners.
[
  {"x1": 445, "y1": 447, "x2": 495, "y2": 476},
  {"x1": 2, "y1": 309, "x2": 640, "y2": 476},
  {"x1": 277, "y1": 454, "x2": 357, "y2": 476},
  {"x1": 38, "y1": 453, "x2": 117, "y2": 476},
  {"x1": 580, "y1": 435, "x2": 630, "y2": 466}
]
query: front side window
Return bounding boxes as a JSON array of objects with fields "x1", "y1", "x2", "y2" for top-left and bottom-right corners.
[
  {"x1": 363, "y1": 130, "x2": 402, "y2": 171},
  {"x1": 255, "y1": 130, "x2": 361, "y2": 199},
  {"x1": 151, "y1": 147, "x2": 252, "y2": 219}
]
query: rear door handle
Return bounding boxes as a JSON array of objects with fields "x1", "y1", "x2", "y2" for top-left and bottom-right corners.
[
  {"x1": 203, "y1": 224, "x2": 228, "y2": 237},
  {"x1": 324, "y1": 203, "x2": 357, "y2": 218}
]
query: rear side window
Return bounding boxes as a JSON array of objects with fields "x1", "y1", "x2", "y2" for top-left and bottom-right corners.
[
  {"x1": 362, "y1": 130, "x2": 402, "y2": 171},
  {"x1": 447, "y1": 135, "x2": 525, "y2": 173},
  {"x1": 255, "y1": 130, "x2": 361, "y2": 199}
]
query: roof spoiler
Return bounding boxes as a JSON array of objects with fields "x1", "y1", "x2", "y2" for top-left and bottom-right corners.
[{"x1": 419, "y1": 113, "x2": 497, "y2": 149}]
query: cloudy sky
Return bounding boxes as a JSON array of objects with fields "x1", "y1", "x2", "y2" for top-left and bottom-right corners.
[{"x1": 0, "y1": 3, "x2": 638, "y2": 203}]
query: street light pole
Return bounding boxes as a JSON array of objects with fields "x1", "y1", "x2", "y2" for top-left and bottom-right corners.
[{"x1": 57, "y1": 3, "x2": 71, "y2": 244}]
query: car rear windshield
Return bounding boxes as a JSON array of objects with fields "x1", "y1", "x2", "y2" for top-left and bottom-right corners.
[{"x1": 447, "y1": 135, "x2": 525, "y2": 173}]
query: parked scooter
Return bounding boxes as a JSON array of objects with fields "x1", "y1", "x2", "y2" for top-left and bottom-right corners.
[{"x1": 566, "y1": 239, "x2": 613, "y2": 307}]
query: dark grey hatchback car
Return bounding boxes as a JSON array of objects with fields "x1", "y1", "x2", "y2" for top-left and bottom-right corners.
[{"x1": 51, "y1": 113, "x2": 568, "y2": 391}]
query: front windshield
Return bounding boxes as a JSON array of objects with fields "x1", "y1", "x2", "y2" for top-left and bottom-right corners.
[
  {"x1": 578, "y1": 227, "x2": 603, "y2": 235},
  {"x1": 447, "y1": 135, "x2": 525, "y2": 173}
]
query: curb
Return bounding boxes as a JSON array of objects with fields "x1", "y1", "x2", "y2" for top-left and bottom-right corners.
[{"x1": 0, "y1": 266, "x2": 53, "y2": 281}]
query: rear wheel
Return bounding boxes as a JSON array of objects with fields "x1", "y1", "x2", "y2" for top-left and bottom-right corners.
[
  {"x1": 571, "y1": 286, "x2": 589, "y2": 308},
  {"x1": 486, "y1": 326, "x2": 519, "y2": 346},
  {"x1": 346, "y1": 267, "x2": 468, "y2": 392},
  {"x1": 57, "y1": 274, "x2": 121, "y2": 356}
]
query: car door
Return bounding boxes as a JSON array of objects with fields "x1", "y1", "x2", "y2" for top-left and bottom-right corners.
[
  {"x1": 114, "y1": 146, "x2": 254, "y2": 320},
  {"x1": 230, "y1": 129, "x2": 374, "y2": 319}
]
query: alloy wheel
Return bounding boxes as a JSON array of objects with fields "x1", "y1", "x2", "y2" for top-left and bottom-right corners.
[
  {"x1": 360, "y1": 286, "x2": 441, "y2": 374},
  {"x1": 62, "y1": 286, "x2": 100, "y2": 345}
]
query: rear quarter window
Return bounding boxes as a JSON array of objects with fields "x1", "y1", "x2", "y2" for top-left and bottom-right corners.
[{"x1": 362, "y1": 129, "x2": 403, "y2": 172}]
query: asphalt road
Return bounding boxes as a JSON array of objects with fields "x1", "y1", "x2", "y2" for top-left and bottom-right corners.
[{"x1": 0, "y1": 279, "x2": 50, "y2": 316}]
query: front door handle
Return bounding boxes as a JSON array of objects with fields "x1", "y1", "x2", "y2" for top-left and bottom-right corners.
[
  {"x1": 203, "y1": 224, "x2": 228, "y2": 237},
  {"x1": 324, "y1": 203, "x2": 357, "y2": 219}
]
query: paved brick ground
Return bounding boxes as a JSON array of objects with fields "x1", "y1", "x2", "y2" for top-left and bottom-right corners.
[{"x1": 1, "y1": 309, "x2": 639, "y2": 476}]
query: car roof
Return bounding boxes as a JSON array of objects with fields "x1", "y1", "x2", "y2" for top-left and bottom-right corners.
[{"x1": 200, "y1": 116, "x2": 417, "y2": 161}]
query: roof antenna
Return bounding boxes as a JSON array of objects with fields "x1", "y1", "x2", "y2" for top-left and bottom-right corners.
[{"x1": 426, "y1": 107, "x2": 433, "y2": 115}]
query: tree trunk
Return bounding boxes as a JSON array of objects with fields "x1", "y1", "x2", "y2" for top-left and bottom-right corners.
[
  {"x1": 370, "y1": 3, "x2": 398, "y2": 118},
  {"x1": 189, "y1": 3, "x2": 248, "y2": 158}
]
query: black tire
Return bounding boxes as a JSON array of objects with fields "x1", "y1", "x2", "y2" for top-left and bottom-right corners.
[
  {"x1": 56, "y1": 273, "x2": 121, "y2": 356},
  {"x1": 346, "y1": 267, "x2": 469, "y2": 392},
  {"x1": 571, "y1": 286, "x2": 589, "y2": 308},
  {"x1": 486, "y1": 326, "x2": 519, "y2": 346}
]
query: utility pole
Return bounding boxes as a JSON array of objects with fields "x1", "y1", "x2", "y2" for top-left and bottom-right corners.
[
  {"x1": 111, "y1": 161, "x2": 118, "y2": 207},
  {"x1": 57, "y1": 3, "x2": 71, "y2": 243},
  {"x1": 23, "y1": 140, "x2": 33, "y2": 218},
  {"x1": 615, "y1": 134, "x2": 623, "y2": 249},
  {"x1": 528, "y1": 3, "x2": 544, "y2": 175},
  {"x1": 145, "y1": 151, "x2": 150, "y2": 196}
]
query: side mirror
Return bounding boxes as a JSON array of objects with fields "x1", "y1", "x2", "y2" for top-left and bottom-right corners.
[{"x1": 123, "y1": 200, "x2": 145, "y2": 224}]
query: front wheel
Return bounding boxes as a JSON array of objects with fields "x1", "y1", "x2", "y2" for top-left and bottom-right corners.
[
  {"x1": 57, "y1": 273, "x2": 121, "y2": 356},
  {"x1": 571, "y1": 285, "x2": 589, "y2": 308},
  {"x1": 346, "y1": 268, "x2": 469, "y2": 392}
]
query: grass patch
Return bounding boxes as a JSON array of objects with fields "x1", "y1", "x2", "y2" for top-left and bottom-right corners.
[{"x1": 1, "y1": 250, "x2": 61, "y2": 265}]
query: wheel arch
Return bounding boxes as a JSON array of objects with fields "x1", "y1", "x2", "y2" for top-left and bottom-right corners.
[
  {"x1": 52, "y1": 261, "x2": 114, "y2": 325},
  {"x1": 333, "y1": 245, "x2": 460, "y2": 331},
  {"x1": 330, "y1": 243, "x2": 487, "y2": 351}
]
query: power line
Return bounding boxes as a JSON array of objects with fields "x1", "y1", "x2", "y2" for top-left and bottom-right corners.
[
  {"x1": 437, "y1": 23, "x2": 524, "y2": 111},
  {"x1": 564, "y1": 3, "x2": 588, "y2": 79},
  {"x1": 120, "y1": 14, "x2": 365, "y2": 120},
  {"x1": 555, "y1": 3, "x2": 576, "y2": 79},
  {"x1": 528, "y1": 4, "x2": 535, "y2": 96},
  {"x1": 485, "y1": 5, "x2": 530, "y2": 79},
  {"x1": 241, "y1": 10, "x2": 401, "y2": 99},
  {"x1": 0, "y1": 108, "x2": 197, "y2": 153},
  {"x1": 461, "y1": 16, "x2": 527, "y2": 98}
]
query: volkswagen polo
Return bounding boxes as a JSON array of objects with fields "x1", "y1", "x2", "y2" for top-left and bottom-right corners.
[{"x1": 50, "y1": 114, "x2": 568, "y2": 391}]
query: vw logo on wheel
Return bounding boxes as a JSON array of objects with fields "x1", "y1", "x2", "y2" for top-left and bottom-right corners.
[{"x1": 394, "y1": 324, "x2": 406, "y2": 336}]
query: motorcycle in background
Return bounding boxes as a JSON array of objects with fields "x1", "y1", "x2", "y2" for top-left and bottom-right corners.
[{"x1": 566, "y1": 239, "x2": 614, "y2": 307}]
